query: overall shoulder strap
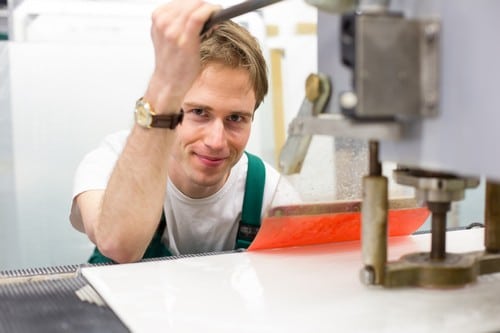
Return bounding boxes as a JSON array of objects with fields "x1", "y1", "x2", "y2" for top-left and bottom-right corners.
[{"x1": 236, "y1": 151, "x2": 266, "y2": 249}]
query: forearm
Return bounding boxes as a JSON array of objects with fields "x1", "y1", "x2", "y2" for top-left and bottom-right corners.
[{"x1": 95, "y1": 124, "x2": 174, "y2": 263}]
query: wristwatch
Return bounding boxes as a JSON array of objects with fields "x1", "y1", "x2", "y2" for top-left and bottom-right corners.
[{"x1": 134, "y1": 97, "x2": 184, "y2": 129}]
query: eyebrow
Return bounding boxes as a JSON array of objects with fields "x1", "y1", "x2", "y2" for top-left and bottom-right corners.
[{"x1": 183, "y1": 102, "x2": 253, "y2": 118}]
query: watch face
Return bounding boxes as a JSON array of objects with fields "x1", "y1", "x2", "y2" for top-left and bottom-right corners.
[{"x1": 136, "y1": 101, "x2": 152, "y2": 127}]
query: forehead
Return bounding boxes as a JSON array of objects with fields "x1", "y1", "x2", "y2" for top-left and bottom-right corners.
[
  {"x1": 197, "y1": 63, "x2": 252, "y2": 88},
  {"x1": 185, "y1": 63, "x2": 256, "y2": 111}
]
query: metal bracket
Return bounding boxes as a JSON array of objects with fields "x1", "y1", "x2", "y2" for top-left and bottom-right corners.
[
  {"x1": 341, "y1": 13, "x2": 441, "y2": 120},
  {"x1": 278, "y1": 73, "x2": 331, "y2": 174}
]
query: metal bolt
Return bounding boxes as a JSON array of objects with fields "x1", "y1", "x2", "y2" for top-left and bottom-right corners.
[
  {"x1": 290, "y1": 119, "x2": 304, "y2": 135},
  {"x1": 340, "y1": 91, "x2": 358, "y2": 110},
  {"x1": 359, "y1": 266, "x2": 376, "y2": 285},
  {"x1": 423, "y1": 94, "x2": 437, "y2": 115},
  {"x1": 425, "y1": 23, "x2": 439, "y2": 42},
  {"x1": 305, "y1": 74, "x2": 322, "y2": 102}
]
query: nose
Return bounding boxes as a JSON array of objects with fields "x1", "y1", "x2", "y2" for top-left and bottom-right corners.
[{"x1": 203, "y1": 119, "x2": 227, "y2": 151}]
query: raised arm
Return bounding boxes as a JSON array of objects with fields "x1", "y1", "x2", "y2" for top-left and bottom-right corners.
[{"x1": 77, "y1": 0, "x2": 220, "y2": 263}]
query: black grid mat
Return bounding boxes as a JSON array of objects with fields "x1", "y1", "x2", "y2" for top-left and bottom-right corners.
[{"x1": 0, "y1": 275, "x2": 129, "y2": 333}]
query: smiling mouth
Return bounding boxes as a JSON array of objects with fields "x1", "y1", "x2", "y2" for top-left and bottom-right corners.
[
  {"x1": 198, "y1": 154, "x2": 224, "y2": 161},
  {"x1": 203, "y1": 156, "x2": 223, "y2": 161},
  {"x1": 196, "y1": 153, "x2": 227, "y2": 166}
]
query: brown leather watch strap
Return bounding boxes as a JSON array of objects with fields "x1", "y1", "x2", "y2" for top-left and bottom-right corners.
[{"x1": 150, "y1": 111, "x2": 184, "y2": 129}]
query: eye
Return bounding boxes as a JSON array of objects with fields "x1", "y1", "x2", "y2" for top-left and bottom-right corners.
[
  {"x1": 228, "y1": 114, "x2": 245, "y2": 122},
  {"x1": 191, "y1": 108, "x2": 206, "y2": 117}
]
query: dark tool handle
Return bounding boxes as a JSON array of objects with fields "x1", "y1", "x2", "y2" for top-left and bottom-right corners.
[{"x1": 200, "y1": 0, "x2": 284, "y2": 35}]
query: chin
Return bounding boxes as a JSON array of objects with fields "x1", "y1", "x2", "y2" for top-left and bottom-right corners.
[
  {"x1": 190, "y1": 167, "x2": 226, "y2": 185},
  {"x1": 192, "y1": 175, "x2": 224, "y2": 188}
]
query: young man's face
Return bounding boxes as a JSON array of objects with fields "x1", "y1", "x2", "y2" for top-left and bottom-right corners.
[{"x1": 168, "y1": 63, "x2": 257, "y2": 198}]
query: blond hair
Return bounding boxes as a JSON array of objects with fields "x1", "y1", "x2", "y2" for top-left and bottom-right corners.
[{"x1": 200, "y1": 20, "x2": 268, "y2": 110}]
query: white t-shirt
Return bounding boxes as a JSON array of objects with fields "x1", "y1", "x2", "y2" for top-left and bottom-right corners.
[{"x1": 70, "y1": 130, "x2": 301, "y2": 255}]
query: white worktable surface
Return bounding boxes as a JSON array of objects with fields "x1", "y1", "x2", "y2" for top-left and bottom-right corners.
[{"x1": 82, "y1": 229, "x2": 500, "y2": 333}]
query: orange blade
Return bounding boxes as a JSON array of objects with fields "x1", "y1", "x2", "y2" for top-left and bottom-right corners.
[{"x1": 248, "y1": 207, "x2": 429, "y2": 251}]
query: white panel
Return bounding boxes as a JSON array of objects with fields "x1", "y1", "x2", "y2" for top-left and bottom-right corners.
[
  {"x1": 83, "y1": 229, "x2": 500, "y2": 333},
  {"x1": 0, "y1": 42, "x2": 19, "y2": 270},
  {"x1": 9, "y1": 42, "x2": 154, "y2": 268}
]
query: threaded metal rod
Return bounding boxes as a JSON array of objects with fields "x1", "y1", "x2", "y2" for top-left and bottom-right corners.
[
  {"x1": 427, "y1": 202, "x2": 450, "y2": 260},
  {"x1": 485, "y1": 180, "x2": 500, "y2": 253},
  {"x1": 369, "y1": 140, "x2": 382, "y2": 176}
]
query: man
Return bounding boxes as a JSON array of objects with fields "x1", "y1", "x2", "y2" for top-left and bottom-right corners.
[{"x1": 70, "y1": 0, "x2": 301, "y2": 264}]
